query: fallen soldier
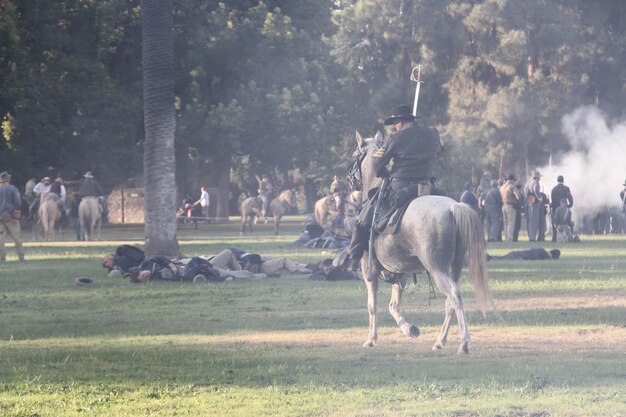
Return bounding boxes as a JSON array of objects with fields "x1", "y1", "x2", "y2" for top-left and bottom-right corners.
[
  {"x1": 307, "y1": 258, "x2": 359, "y2": 281},
  {"x1": 103, "y1": 248, "x2": 267, "y2": 282},
  {"x1": 487, "y1": 248, "x2": 561, "y2": 261}
]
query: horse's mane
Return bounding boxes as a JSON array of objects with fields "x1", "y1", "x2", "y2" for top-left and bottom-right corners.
[{"x1": 361, "y1": 134, "x2": 384, "y2": 197}]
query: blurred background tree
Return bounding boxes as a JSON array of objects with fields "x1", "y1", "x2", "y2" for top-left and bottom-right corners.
[{"x1": 1, "y1": 0, "x2": 625, "y2": 212}]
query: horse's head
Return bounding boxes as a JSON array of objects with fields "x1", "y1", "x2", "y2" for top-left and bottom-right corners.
[{"x1": 347, "y1": 131, "x2": 383, "y2": 202}]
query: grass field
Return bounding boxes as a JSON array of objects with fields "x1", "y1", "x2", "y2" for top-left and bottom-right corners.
[{"x1": 0, "y1": 220, "x2": 625, "y2": 416}]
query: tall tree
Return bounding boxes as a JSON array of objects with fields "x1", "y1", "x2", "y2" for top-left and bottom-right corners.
[{"x1": 141, "y1": 0, "x2": 180, "y2": 257}]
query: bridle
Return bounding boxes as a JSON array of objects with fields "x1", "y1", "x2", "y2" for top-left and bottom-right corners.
[{"x1": 347, "y1": 145, "x2": 368, "y2": 192}]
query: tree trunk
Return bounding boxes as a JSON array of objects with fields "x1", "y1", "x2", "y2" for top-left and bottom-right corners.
[{"x1": 141, "y1": 0, "x2": 180, "y2": 257}]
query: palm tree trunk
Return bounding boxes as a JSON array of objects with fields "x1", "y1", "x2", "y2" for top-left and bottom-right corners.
[{"x1": 141, "y1": 0, "x2": 180, "y2": 257}]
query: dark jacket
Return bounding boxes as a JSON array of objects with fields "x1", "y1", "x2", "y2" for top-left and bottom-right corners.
[
  {"x1": 78, "y1": 178, "x2": 104, "y2": 198},
  {"x1": 550, "y1": 183, "x2": 573, "y2": 211},
  {"x1": 373, "y1": 121, "x2": 441, "y2": 181}
]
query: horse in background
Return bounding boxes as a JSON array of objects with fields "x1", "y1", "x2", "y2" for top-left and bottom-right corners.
[
  {"x1": 348, "y1": 131, "x2": 493, "y2": 354},
  {"x1": 240, "y1": 189, "x2": 295, "y2": 235},
  {"x1": 314, "y1": 195, "x2": 339, "y2": 229},
  {"x1": 79, "y1": 197, "x2": 101, "y2": 241},
  {"x1": 38, "y1": 194, "x2": 62, "y2": 241}
]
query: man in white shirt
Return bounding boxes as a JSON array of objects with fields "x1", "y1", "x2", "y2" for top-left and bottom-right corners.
[{"x1": 194, "y1": 186, "x2": 210, "y2": 223}]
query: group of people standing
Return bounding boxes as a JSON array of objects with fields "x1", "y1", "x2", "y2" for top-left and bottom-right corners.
[
  {"x1": 0, "y1": 170, "x2": 106, "y2": 261},
  {"x1": 477, "y1": 171, "x2": 574, "y2": 243}
]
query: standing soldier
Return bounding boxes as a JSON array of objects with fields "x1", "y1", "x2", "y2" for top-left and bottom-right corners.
[
  {"x1": 525, "y1": 171, "x2": 542, "y2": 241},
  {"x1": 500, "y1": 174, "x2": 522, "y2": 242},
  {"x1": 477, "y1": 170, "x2": 492, "y2": 197},
  {"x1": 484, "y1": 180, "x2": 502, "y2": 241},
  {"x1": 0, "y1": 172, "x2": 25, "y2": 262},
  {"x1": 550, "y1": 175, "x2": 574, "y2": 242}
]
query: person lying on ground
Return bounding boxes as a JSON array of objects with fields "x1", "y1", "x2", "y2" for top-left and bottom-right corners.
[
  {"x1": 307, "y1": 258, "x2": 359, "y2": 281},
  {"x1": 487, "y1": 248, "x2": 561, "y2": 261},
  {"x1": 129, "y1": 255, "x2": 233, "y2": 283},
  {"x1": 227, "y1": 247, "x2": 312, "y2": 277},
  {"x1": 102, "y1": 244, "x2": 145, "y2": 276}
]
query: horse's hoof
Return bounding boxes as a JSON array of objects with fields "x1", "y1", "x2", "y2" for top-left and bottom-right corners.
[
  {"x1": 362, "y1": 339, "x2": 376, "y2": 348},
  {"x1": 457, "y1": 343, "x2": 469, "y2": 354},
  {"x1": 432, "y1": 343, "x2": 443, "y2": 351},
  {"x1": 400, "y1": 323, "x2": 420, "y2": 338}
]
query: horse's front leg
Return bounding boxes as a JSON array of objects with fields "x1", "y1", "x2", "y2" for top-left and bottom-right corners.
[
  {"x1": 362, "y1": 260, "x2": 379, "y2": 347},
  {"x1": 389, "y1": 274, "x2": 420, "y2": 338},
  {"x1": 274, "y1": 216, "x2": 280, "y2": 235}
]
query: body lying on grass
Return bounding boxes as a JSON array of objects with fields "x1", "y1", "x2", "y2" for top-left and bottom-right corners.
[
  {"x1": 102, "y1": 246, "x2": 358, "y2": 283},
  {"x1": 487, "y1": 248, "x2": 561, "y2": 261}
]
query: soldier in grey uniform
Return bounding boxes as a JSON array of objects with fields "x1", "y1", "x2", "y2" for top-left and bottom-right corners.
[
  {"x1": 526, "y1": 171, "x2": 542, "y2": 241},
  {"x1": 346, "y1": 104, "x2": 441, "y2": 271}
]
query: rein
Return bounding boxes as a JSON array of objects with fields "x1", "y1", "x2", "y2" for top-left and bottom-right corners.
[{"x1": 347, "y1": 146, "x2": 368, "y2": 192}]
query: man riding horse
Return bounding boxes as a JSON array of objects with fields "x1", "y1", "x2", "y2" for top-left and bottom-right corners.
[{"x1": 346, "y1": 104, "x2": 441, "y2": 271}]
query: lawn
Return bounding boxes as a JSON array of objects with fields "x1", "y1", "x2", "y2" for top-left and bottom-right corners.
[{"x1": 0, "y1": 221, "x2": 624, "y2": 416}]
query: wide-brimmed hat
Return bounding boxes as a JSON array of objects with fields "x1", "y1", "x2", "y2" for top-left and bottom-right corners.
[
  {"x1": 42, "y1": 176, "x2": 51, "y2": 182},
  {"x1": 74, "y1": 277, "x2": 95, "y2": 286},
  {"x1": 505, "y1": 173, "x2": 516, "y2": 181},
  {"x1": 0, "y1": 171, "x2": 11, "y2": 182},
  {"x1": 383, "y1": 105, "x2": 417, "y2": 126},
  {"x1": 533, "y1": 171, "x2": 542, "y2": 179},
  {"x1": 83, "y1": 171, "x2": 94, "y2": 178}
]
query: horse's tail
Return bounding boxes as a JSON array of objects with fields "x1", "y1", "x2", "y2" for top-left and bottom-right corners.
[{"x1": 451, "y1": 203, "x2": 492, "y2": 314}]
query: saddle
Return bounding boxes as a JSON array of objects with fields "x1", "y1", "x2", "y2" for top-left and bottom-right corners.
[{"x1": 372, "y1": 186, "x2": 419, "y2": 235}]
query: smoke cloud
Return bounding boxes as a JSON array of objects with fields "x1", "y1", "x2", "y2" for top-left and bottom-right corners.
[{"x1": 537, "y1": 105, "x2": 626, "y2": 227}]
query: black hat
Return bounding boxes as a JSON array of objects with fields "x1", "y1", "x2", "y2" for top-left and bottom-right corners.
[
  {"x1": 505, "y1": 173, "x2": 516, "y2": 181},
  {"x1": 384, "y1": 105, "x2": 417, "y2": 126},
  {"x1": 557, "y1": 175, "x2": 564, "y2": 183}
]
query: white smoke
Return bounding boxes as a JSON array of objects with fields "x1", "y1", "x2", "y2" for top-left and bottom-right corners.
[{"x1": 537, "y1": 105, "x2": 626, "y2": 228}]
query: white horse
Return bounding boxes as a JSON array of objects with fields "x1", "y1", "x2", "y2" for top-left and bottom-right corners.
[
  {"x1": 240, "y1": 190, "x2": 295, "y2": 235},
  {"x1": 349, "y1": 131, "x2": 493, "y2": 354},
  {"x1": 39, "y1": 194, "x2": 62, "y2": 241},
  {"x1": 79, "y1": 197, "x2": 101, "y2": 241}
]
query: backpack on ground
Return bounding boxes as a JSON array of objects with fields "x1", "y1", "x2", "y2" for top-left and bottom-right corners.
[
  {"x1": 115, "y1": 244, "x2": 145, "y2": 273},
  {"x1": 183, "y1": 257, "x2": 223, "y2": 282},
  {"x1": 140, "y1": 256, "x2": 181, "y2": 281},
  {"x1": 239, "y1": 253, "x2": 263, "y2": 273}
]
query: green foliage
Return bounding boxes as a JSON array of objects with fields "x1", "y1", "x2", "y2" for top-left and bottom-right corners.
[{"x1": 1, "y1": 0, "x2": 626, "y2": 199}]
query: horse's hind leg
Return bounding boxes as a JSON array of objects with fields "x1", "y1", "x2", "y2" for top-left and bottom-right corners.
[
  {"x1": 433, "y1": 297, "x2": 454, "y2": 350},
  {"x1": 430, "y1": 272, "x2": 471, "y2": 354},
  {"x1": 389, "y1": 274, "x2": 420, "y2": 338}
]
